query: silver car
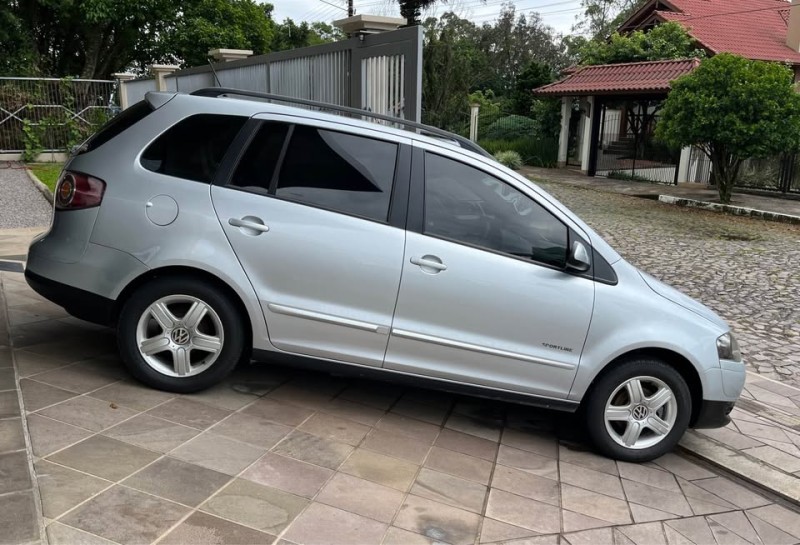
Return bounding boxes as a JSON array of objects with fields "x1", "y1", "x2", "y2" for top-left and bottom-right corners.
[{"x1": 25, "y1": 89, "x2": 745, "y2": 461}]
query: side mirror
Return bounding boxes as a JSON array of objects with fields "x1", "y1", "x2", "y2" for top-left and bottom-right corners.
[{"x1": 566, "y1": 241, "x2": 591, "y2": 273}]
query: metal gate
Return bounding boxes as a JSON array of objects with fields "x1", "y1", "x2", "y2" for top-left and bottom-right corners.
[
  {"x1": 122, "y1": 26, "x2": 422, "y2": 122},
  {"x1": 0, "y1": 77, "x2": 117, "y2": 153},
  {"x1": 593, "y1": 100, "x2": 679, "y2": 185}
]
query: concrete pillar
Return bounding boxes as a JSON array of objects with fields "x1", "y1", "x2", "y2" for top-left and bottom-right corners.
[
  {"x1": 208, "y1": 49, "x2": 253, "y2": 63},
  {"x1": 112, "y1": 72, "x2": 136, "y2": 110},
  {"x1": 557, "y1": 97, "x2": 571, "y2": 167},
  {"x1": 580, "y1": 96, "x2": 595, "y2": 173},
  {"x1": 469, "y1": 103, "x2": 480, "y2": 142},
  {"x1": 150, "y1": 64, "x2": 180, "y2": 92},
  {"x1": 676, "y1": 146, "x2": 692, "y2": 183}
]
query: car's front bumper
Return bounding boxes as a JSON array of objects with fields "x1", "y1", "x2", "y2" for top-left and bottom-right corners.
[{"x1": 692, "y1": 399, "x2": 735, "y2": 428}]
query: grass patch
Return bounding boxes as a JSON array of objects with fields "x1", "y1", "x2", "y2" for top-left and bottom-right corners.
[{"x1": 27, "y1": 163, "x2": 63, "y2": 192}]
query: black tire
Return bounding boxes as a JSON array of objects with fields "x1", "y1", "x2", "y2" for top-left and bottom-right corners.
[
  {"x1": 584, "y1": 359, "x2": 691, "y2": 462},
  {"x1": 117, "y1": 276, "x2": 246, "y2": 393}
]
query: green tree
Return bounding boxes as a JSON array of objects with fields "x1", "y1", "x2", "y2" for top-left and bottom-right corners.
[
  {"x1": 656, "y1": 54, "x2": 800, "y2": 203},
  {"x1": 167, "y1": 0, "x2": 275, "y2": 67},
  {"x1": 399, "y1": 0, "x2": 439, "y2": 26},
  {"x1": 579, "y1": 22, "x2": 704, "y2": 65},
  {"x1": 573, "y1": 0, "x2": 646, "y2": 39},
  {"x1": 271, "y1": 19, "x2": 343, "y2": 51},
  {"x1": 512, "y1": 61, "x2": 553, "y2": 115}
]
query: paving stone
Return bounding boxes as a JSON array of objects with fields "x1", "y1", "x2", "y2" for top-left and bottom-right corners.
[
  {"x1": 103, "y1": 413, "x2": 200, "y2": 453},
  {"x1": 19, "y1": 378, "x2": 73, "y2": 412},
  {"x1": 747, "y1": 504, "x2": 800, "y2": 540},
  {"x1": 491, "y1": 464, "x2": 560, "y2": 506},
  {"x1": 691, "y1": 477, "x2": 772, "y2": 510},
  {"x1": 31, "y1": 360, "x2": 123, "y2": 394},
  {"x1": 46, "y1": 522, "x2": 118, "y2": 545},
  {"x1": 425, "y1": 446, "x2": 494, "y2": 485},
  {"x1": 340, "y1": 448, "x2": 419, "y2": 491},
  {"x1": 123, "y1": 456, "x2": 230, "y2": 507},
  {"x1": 13, "y1": 349, "x2": 71, "y2": 378},
  {"x1": 375, "y1": 412, "x2": 441, "y2": 443},
  {"x1": 562, "y1": 484, "x2": 632, "y2": 526},
  {"x1": 362, "y1": 428, "x2": 432, "y2": 464},
  {"x1": 26, "y1": 413, "x2": 92, "y2": 457},
  {"x1": 742, "y1": 444, "x2": 800, "y2": 472},
  {"x1": 202, "y1": 478, "x2": 308, "y2": 535},
  {"x1": 160, "y1": 511, "x2": 275, "y2": 545},
  {"x1": 500, "y1": 428, "x2": 558, "y2": 458},
  {"x1": 615, "y1": 522, "x2": 668, "y2": 545},
  {"x1": 485, "y1": 488, "x2": 561, "y2": 534},
  {"x1": 652, "y1": 453, "x2": 716, "y2": 481},
  {"x1": 241, "y1": 452, "x2": 333, "y2": 498},
  {"x1": 394, "y1": 494, "x2": 482, "y2": 545},
  {"x1": 47, "y1": 435, "x2": 160, "y2": 481},
  {"x1": 0, "y1": 490, "x2": 39, "y2": 544},
  {"x1": 558, "y1": 444, "x2": 618, "y2": 475},
  {"x1": 60, "y1": 485, "x2": 188, "y2": 545},
  {"x1": 435, "y1": 427, "x2": 499, "y2": 461},
  {"x1": 0, "y1": 451, "x2": 31, "y2": 494},
  {"x1": 283, "y1": 502, "x2": 387, "y2": 545},
  {"x1": 89, "y1": 380, "x2": 176, "y2": 411},
  {"x1": 391, "y1": 398, "x2": 449, "y2": 425},
  {"x1": 496, "y1": 444, "x2": 559, "y2": 481},
  {"x1": 563, "y1": 527, "x2": 615, "y2": 545},
  {"x1": 411, "y1": 467, "x2": 488, "y2": 513},
  {"x1": 272, "y1": 429, "x2": 353, "y2": 470},
  {"x1": 708, "y1": 511, "x2": 762, "y2": 544},
  {"x1": 618, "y1": 461, "x2": 681, "y2": 493},
  {"x1": 559, "y1": 460, "x2": 625, "y2": 500},
  {"x1": 181, "y1": 381, "x2": 259, "y2": 411},
  {"x1": 209, "y1": 412, "x2": 291, "y2": 449},
  {"x1": 171, "y1": 432, "x2": 265, "y2": 475},
  {"x1": 445, "y1": 413, "x2": 503, "y2": 442},
  {"x1": 38, "y1": 395, "x2": 137, "y2": 432},
  {"x1": 147, "y1": 398, "x2": 231, "y2": 430},
  {"x1": 316, "y1": 472, "x2": 405, "y2": 523},
  {"x1": 622, "y1": 479, "x2": 692, "y2": 517},
  {"x1": 241, "y1": 397, "x2": 315, "y2": 426},
  {"x1": 479, "y1": 517, "x2": 541, "y2": 543},
  {"x1": 0, "y1": 417, "x2": 25, "y2": 453},
  {"x1": 36, "y1": 460, "x2": 108, "y2": 519},
  {"x1": 319, "y1": 397, "x2": 386, "y2": 426},
  {"x1": 298, "y1": 412, "x2": 371, "y2": 445}
]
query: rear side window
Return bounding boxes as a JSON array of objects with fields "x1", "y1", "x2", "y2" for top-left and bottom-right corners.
[
  {"x1": 230, "y1": 122, "x2": 290, "y2": 192},
  {"x1": 141, "y1": 114, "x2": 246, "y2": 183},
  {"x1": 276, "y1": 126, "x2": 397, "y2": 222},
  {"x1": 80, "y1": 100, "x2": 153, "y2": 154}
]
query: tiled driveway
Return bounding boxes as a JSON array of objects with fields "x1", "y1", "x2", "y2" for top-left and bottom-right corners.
[{"x1": 3, "y1": 266, "x2": 800, "y2": 545}]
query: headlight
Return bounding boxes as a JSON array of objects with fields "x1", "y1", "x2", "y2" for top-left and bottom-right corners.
[{"x1": 717, "y1": 332, "x2": 742, "y2": 361}]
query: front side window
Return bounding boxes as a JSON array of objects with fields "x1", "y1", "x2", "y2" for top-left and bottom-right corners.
[
  {"x1": 141, "y1": 114, "x2": 246, "y2": 183},
  {"x1": 424, "y1": 153, "x2": 568, "y2": 268},
  {"x1": 276, "y1": 126, "x2": 398, "y2": 222}
]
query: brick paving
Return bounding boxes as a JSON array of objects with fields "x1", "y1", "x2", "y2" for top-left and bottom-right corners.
[
  {"x1": 1, "y1": 265, "x2": 800, "y2": 545},
  {"x1": 525, "y1": 169, "x2": 800, "y2": 390}
]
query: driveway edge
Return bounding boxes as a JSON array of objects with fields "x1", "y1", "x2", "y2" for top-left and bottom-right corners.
[
  {"x1": 0, "y1": 276, "x2": 45, "y2": 544},
  {"x1": 24, "y1": 168, "x2": 53, "y2": 204},
  {"x1": 679, "y1": 432, "x2": 800, "y2": 505},
  {"x1": 658, "y1": 195, "x2": 800, "y2": 225}
]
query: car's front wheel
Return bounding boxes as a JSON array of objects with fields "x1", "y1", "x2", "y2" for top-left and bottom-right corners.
[
  {"x1": 118, "y1": 277, "x2": 246, "y2": 393},
  {"x1": 585, "y1": 359, "x2": 691, "y2": 462}
]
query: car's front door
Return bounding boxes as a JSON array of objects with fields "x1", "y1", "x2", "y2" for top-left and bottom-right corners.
[
  {"x1": 384, "y1": 148, "x2": 595, "y2": 398},
  {"x1": 211, "y1": 116, "x2": 410, "y2": 367}
]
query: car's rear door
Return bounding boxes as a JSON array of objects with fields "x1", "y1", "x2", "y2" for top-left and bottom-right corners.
[{"x1": 211, "y1": 115, "x2": 411, "y2": 367}]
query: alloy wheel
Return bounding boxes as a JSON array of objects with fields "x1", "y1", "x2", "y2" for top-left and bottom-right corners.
[{"x1": 604, "y1": 375, "x2": 678, "y2": 450}]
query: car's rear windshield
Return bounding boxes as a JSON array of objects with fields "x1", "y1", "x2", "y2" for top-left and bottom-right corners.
[{"x1": 77, "y1": 100, "x2": 154, "y2": 155}]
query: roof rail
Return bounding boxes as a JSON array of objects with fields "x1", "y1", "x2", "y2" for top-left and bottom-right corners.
[{"x1": 190, "y1": 87, "x2": 491, "y2": 158}]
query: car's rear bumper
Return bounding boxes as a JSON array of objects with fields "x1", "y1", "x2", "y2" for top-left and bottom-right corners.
[
  {"x1": 25, "y1": 269, "x2": 115, "y2": 326},
  {"x1": 692, "y1": 399, "x2": 735, "y2": 429}
]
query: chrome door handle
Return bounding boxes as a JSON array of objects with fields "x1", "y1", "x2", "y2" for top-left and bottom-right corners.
[
  {"x1": 410, "y1": 256, "x2": 447, "y2": 272},
  {"x1": 228, "y1": 217, "x2": 269, "y2": 233}
]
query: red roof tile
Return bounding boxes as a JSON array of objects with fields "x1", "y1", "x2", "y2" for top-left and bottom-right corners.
[
  {"x1": 655, "y1": 0, "x2": 800, "y2": 64},
  {"x1": 533, "y1": 58, "x2": 700, "y2": 96}
]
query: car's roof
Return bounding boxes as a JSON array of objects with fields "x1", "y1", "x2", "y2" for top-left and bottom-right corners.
[{"x1": 148, "y1": 91, "x2": 487, "y2": 161}]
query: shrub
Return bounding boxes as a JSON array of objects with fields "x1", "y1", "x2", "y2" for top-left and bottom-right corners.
[
  {"x1": 494, "y1": 150, "x2": 523, "y2": 170},
  {"x1": 482, "y1": 115, "x2": 538, "y2": 140},
  {"x1": 479, "y1": 137, "x2": 558, "y2": 167}
]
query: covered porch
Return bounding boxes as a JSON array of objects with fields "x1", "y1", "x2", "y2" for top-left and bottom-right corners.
[{"x1": 534, "y1": 59, "x2": 700, "y2": 184}]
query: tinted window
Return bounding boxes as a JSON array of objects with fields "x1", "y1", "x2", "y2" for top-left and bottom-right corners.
[
  {"x1": 424, "y1": 153, "x2": 568, "y2": 268},
  {"x1": 141, "y1": 114, "x2": 246, "y2": 183},
  {"x1": 230, "y1": 122, "x2": 290, "y2": 193},
  {"x1": 80, "y1": 100, "x2": 153, "y2": 154},
  {"x1": 276, "y1": 126, "x2": 397, "y2": 222}
]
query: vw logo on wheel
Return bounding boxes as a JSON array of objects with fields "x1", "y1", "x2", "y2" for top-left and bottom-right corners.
[
  {"x1": 632, "y1": 404, "x2": 649, "y2": 421},
  {"x1": 171, "y1": 327, "x2": 191, "y2": 345}
]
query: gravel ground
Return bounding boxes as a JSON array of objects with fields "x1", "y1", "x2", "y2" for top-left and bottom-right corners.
[
  {"x1": 0, "y1": 162, "x2": 53, "y2": 228},
  {"x1": 534, "y1": 178, "x2": 800, "y2": 388}
]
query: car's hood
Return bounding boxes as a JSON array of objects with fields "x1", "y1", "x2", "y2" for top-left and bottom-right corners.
[{"x1": 637, "y1": 270, "x2": 728, "y2": 330}]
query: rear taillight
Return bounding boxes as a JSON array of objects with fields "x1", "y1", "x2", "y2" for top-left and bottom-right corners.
[{"x1": 55, "y1": 172, "x2": 106, "y2": 210}]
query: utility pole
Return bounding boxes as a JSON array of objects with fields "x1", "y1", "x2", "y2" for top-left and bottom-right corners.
[{"x1": 347, "y1": 0, "x2": 354, "y2": 16}]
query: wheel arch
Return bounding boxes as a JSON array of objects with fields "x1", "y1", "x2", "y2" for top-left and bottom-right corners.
[
  {"x1": 585, "y1": 347, "x2": 704, "y2": 426},
  {"x1": 112, "y1": 265, "x2": 254, "y2": 351}
]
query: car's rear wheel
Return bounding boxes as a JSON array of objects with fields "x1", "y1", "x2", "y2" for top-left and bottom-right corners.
[
  {"x1": 585, "y1": 359, "x2": 691, "y2": 462},
  {"x1": 118, "y1": 277, "x2": 245, "y2": 393}
]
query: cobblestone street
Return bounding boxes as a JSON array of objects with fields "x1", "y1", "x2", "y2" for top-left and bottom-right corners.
[{"x1": 531, "y1": 175, "x2": 800, "y2": 389}]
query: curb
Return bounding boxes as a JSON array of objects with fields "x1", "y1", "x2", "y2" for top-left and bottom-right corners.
[
  {"x1": 658, "y1": 195, "x2": 800, "y2": 225},
  {"x1": 679, "y1": 433, "x2": 800, "y2": 505},
  {"x1": 24, "y1": 167, "x2": 54, "y2": 204}
]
